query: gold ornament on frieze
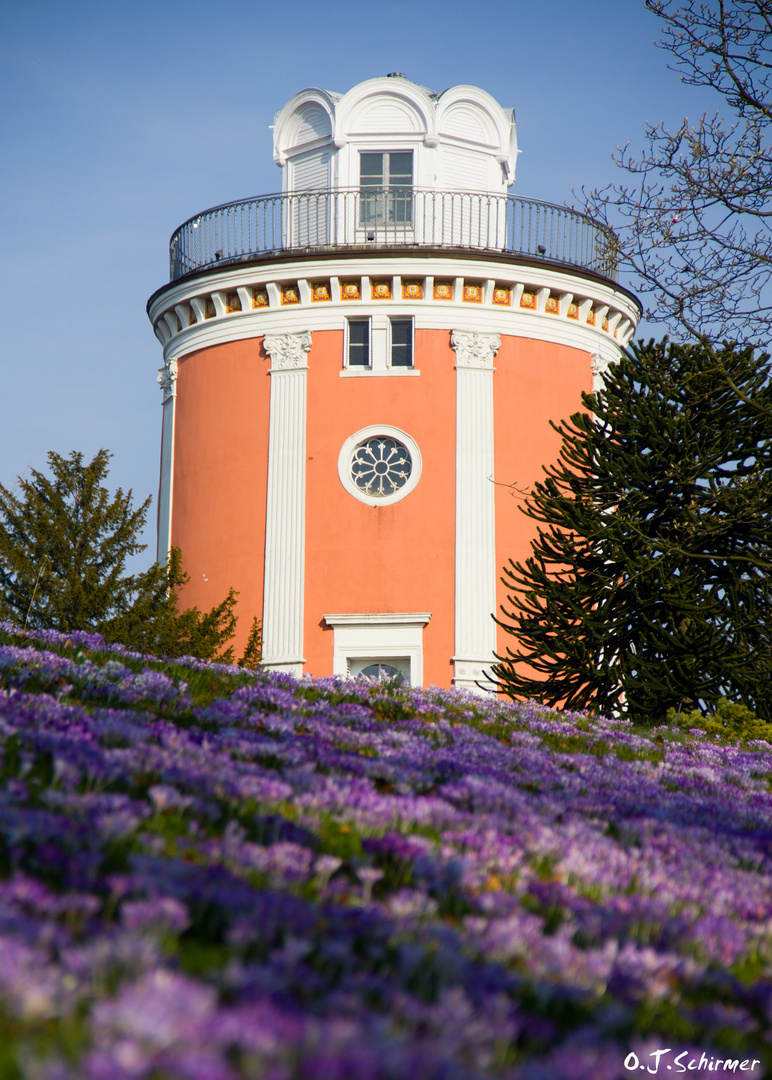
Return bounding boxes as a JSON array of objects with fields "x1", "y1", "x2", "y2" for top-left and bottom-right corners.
[
  {"x1": 341, "y1": 281, "x2": 361, "y2": 301},
  {"x1": 311, "y1": 282, "x2": 331, "y2": 302},
  {"x1": 492, "y1": 286, "x2": 511, "y2": 306},
  {"x1": 433, "y1": 280, "x2": 453, "y2": 301}
]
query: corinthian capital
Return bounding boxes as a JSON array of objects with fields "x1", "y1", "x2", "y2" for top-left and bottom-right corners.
[
  {"x1": 450, "y1": 330, "x2": 500, "y2": 369},
  {"x1": 263, "y1": 331, "x2": 312, "y2": 370},
  {"x1": 591, "y1": 353, "x2": 614, "y2": 390},
  {"x1": 157, "y1": 359, "x2": 178, "y2": 401}
]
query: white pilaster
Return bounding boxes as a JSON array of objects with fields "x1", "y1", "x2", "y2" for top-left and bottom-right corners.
[
  {"x1": 156, "y1": 359, "x2": 178, "y2": 562},
  {"x1": 591, "y1": 351, "x2": 618, "y2": 392},
  {"x1": 451, "y1": 330, "x2": 500, "y2": 694},
  {"x1": 261, "y1": 331, "x2": 311, "y2": 677}
]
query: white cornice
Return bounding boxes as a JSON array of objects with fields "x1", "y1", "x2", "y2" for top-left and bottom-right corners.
[
  {"x1": 324, "y1": 612, "x2": 432, "y2": 627},
  {"x1": 150, "y1": 254, "x2": 636, "y2": 319},
  {"x1": 150, "y1": 255, "x2": 639, "y2": 366}
]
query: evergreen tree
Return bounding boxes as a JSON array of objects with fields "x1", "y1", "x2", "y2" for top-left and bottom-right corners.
[
  {"x1": 0, "y1": 450, "x2": 243, "y2": 663},
  {"x1": 237, "y1": 616, "x2": 263, "y2": 670},
  {"x1": 492, "y1": 340, "x2": 772, "y2": 724}
]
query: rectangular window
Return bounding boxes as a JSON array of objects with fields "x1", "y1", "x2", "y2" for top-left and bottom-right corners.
[
  {"x1": 359, "y1": 151, "x2": 413, "y2": 226},
  {"x1": 389, "y1": 318, "x2": 413, "y2": 368},
  {"x1": 346, "y1": 318, "x2": 371, "y2": 367}
]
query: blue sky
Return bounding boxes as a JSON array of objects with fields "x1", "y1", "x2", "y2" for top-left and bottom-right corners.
[{"x1": 0, "y1": 0, "x2": 717, "y2": 565}]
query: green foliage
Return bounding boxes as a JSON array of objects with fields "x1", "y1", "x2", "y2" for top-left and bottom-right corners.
[
  {"x1": 0, "y1": 450, "x2": 162, "y2": 634},
  {"x1": 0, "y1": 450, "x2": 251, "y2": 664},
  {"x1": 238, "y1": 615, "x2": 263, "y2": 669},
  {"x1": 122, "y1": 546, "x2": 241, "y2": 663},
  {"x1": 668, "y1": 698, "x2": 772, "y2": 745},
  {"x1": 493, "y1": 339, "x2": 772, "y2": 724}
]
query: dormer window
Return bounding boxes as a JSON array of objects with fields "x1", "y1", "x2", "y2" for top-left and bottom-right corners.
[{"x1": 359, "y1": 152, "x2": 413, "y2": 226}]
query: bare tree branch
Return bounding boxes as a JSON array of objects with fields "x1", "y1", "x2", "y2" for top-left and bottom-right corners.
[{"x1": 582, "y1": 1, "x2": 772, "y2": 362}]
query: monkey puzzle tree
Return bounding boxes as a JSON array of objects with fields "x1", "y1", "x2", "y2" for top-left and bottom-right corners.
[{"x1": 492, "y1": 339, "x2": 772, "y2": 724}]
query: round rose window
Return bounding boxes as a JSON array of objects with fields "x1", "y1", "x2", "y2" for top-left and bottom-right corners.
[
  {"x1": 351, "y1": 437, "x2": 412, "y2": 498},
  {"x1": 338, "y1": 425, "x2": 422, "y2": 506}
]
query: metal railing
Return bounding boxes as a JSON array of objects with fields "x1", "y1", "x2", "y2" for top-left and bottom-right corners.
[{"x1": 169, "y1": 188, "x2": 619, "y2": 283}]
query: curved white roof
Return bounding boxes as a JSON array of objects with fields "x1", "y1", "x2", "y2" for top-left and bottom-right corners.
[{"x1": 272, "y1": 75, "x2": 518, "y2": 193}]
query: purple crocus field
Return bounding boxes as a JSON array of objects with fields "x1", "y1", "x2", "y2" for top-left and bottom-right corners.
[{"x1": 1, "y1": 623, "x2": 771, "y2": 1079}]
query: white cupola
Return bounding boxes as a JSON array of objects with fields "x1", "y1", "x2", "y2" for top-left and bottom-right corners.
[{"x1": 272, "y1": 75, "x2": 518, "y2": 197}]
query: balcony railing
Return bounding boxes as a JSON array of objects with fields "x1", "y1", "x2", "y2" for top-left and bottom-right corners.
[{"x1": 169, "y1": 188, "x2": 619, "y2": 283}]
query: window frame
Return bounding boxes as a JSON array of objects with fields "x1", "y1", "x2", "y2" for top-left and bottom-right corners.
[
  {"x1": 345, "y1": 316, "x2": 372, "y2": 369},
  {"x1": 388, "y1": 316, "x2": 414, "y2": 369},
  {"x1": 359, "y1": 151, "x2": 414, "y2": 228}
]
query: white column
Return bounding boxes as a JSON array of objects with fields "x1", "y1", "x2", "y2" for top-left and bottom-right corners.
[
  {"x1": 156, "y1": 359, "x2": 178, "y2": 563},
  {"x1": 261, "y1": 332, "x2": 311, "y2": 677},
  {"x1": 451, "y1": 330, "x2": 500, "y2": 694}
]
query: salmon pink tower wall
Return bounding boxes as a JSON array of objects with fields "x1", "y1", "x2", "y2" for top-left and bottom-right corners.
[{"x1": 148, "y1": 76, "x2": 640, "y2": 693}]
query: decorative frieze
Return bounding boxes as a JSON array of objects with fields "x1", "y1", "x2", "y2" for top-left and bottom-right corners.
[
  {"x1": 492, "y1": 285, "x2": 511, "y2": 306},
  {"x1": 434, "y1": 280, "x2": 454, "y2": 300},
  {"x1": 372, "y1": 280, "x2": 392, "y2": 300},
  {"x1": 150, "y1": 267, "x2": 637, "y2": 361},
  {"x1": 311, "y1": 281, "x2": 332, "y2": 302},
  {"x1": 280, "y1": 283, "x2": 300, "y2": 305}
]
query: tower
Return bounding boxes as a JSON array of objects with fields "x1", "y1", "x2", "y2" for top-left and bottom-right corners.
[{"x1": 148, "y1": 76, "x2": 639, "y2": 691}]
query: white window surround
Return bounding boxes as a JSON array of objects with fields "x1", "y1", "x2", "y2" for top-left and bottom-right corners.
[
  {"x1": 338, "y1": 424, "x2": 422, "y2": 507},
  {"x1": 348, "y1": 658, "x2": 410, "y2": 682},
  {"x1": 323, "y1": 612, "x2": 432, "y2": 688},
  {"x1": 341, "y1": 315, "x2": 419, "y2": 377},
  {"x1": 359, "y1": 150, "x2": 414, "y2": 230},
  {"x1": 388, "y1": 316, "x2": 414, "y2": 369},
  {"x1": 345, "y1": 316, "x2": 371, "y2": 368}
]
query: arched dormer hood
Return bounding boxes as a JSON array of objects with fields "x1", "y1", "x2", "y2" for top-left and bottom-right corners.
[{"x1": 272, "y1": 75, "x2": 518, "y2": 196}]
